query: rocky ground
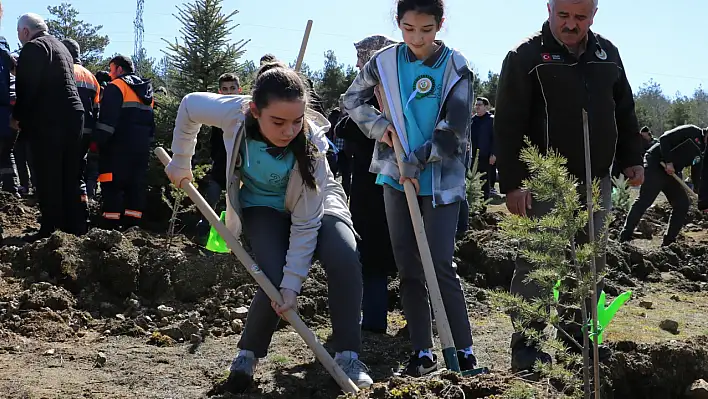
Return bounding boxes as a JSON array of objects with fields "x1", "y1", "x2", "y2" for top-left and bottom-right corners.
[{"x1": 2, "y1": 191, "x2": 708, "y2": 398}]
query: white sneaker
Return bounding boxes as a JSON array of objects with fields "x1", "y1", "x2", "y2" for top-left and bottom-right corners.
[{"x1": 335, "y1": 351, "x2": 373, "y2": 389}]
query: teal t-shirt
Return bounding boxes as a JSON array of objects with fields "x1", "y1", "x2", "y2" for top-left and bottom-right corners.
[
  {"x1": 377, "y1": 43, "x2": 451, "y2": 195},
  {"x1": 240, "y1": 138, "x2": 296, "y2": 212}
]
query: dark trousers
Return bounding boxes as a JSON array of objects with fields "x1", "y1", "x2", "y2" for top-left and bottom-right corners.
[
  {"x1": 13, "y1": 136, "x2": 35, "y2": 189},
  {"x1": 78, "y1": 135, "x2": 99, "y2": 199},
  {"x1": 237, "y1": 208, "x2": 363, "y2": 357},
  {"x1": 384, "y1": 186, "x2": 473, "y2": 351},
  {"x1": 510, "y1": 177, "x2": 611, "y2": 348},
  {"x1": 30, "y1": 112, "x2": 86, "y2": 235},
  {"x1": 100, "y1": 151, "x2": 149, "y2": 229},
  {"x1": 0, "y1": 130, "x2": 18, "y2": 193},
  {"x1": 622, "y1": 165, "x2": 689, "y2": 244},
  {"x1": 337, "y1": 149, "x2": 352, "y2": 198}
]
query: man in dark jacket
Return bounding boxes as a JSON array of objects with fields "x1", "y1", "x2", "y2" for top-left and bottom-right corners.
[
  {"x1": 621, "y1": 125, "x2": 706, "y2": 246},
  {"x1": 94, "y1": 55, "x2": 154, "y2": 230},
  {"x1": 62, "y1": 38, "x2": 100, "y2": 214},
  {"x1": 0, "y1": 35, "x2": 17, "y2": 198},
  {"x1": 13, "y1": 13, "x2": 85, "y2": 240},
  {"x1": 494, "y1": 0, "x2": 644, "y2": 374},
  {"x1": 470, "y1": 97, "x2": 495, "y2": 200}
]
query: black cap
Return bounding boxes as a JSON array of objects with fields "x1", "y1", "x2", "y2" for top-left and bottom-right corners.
[{"x1": 61, "y1": 39, "x2": 81, "y2": 63}]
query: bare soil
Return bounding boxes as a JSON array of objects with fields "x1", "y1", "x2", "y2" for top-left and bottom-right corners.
[{"x1": 2, "y1": 191, "x2": 708, "y2": 398}]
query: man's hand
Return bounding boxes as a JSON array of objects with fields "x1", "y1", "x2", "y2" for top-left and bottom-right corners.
[
  {"x1": 9, "y1": 118, "x2": 19, "y2": 131},
  {"x1": 399, "y1": 176, "x2": 420, "y2": 194},
  {"x1": 489, "y1": 154, "x2": 497, "y2": 165},
  {"x1": 506, "y1": 188, "x2": 533, "y2": 217},
  {"x1": 663, "y1": 162, "x2": 675, "y2": 176},
  {"x1": 272, "y1": 288, "x2": 298, "y2": 316},
  {"x1": 623, "y1": 165, "x2": 645, "y2": 186},
  {"x1": 381, "y1": 124, "x2": 396, "y2": 148}
]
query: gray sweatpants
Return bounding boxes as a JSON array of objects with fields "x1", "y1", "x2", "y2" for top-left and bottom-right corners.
[
  {"x1": 237, "y1": 207, "x2": 363, "y2": 358},
  {"x1": 383, "y1": 186, "x2": 473, "y2": 351},
  {"x1": 510, "y1": 176, "x2": 611, "y2": 347}
]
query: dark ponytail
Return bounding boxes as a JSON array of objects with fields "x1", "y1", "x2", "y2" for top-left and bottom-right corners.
[{"x1": 245, "y1": 62, "x2": 319, "y2": 190}]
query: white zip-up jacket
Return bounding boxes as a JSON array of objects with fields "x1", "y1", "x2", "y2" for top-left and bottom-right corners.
[{"x1": 169, "y1": 92, "x2": 353, "y2": 293}]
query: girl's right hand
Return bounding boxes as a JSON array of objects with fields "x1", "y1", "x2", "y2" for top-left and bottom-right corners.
[
  {"x1": 165, "y1": 160, "x2": 194, "y2": 189},
  {"x1": 381, "y1": 124, "x2": 396, "y2": 148}
]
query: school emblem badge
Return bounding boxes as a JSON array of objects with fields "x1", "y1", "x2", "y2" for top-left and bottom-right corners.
[
  {"x1": 413, "y1": 75, "x2": 435, "y2": 99},
  {"x1": 595, "y1": 48, "x2": 607, "y2": 60}
]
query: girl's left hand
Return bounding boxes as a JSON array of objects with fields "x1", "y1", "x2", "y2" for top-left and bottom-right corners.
[
  {"x1": 399, "y1": 176, "x2": 420, "y2": 194},
  {"x1": 272, "y1": 288, "x2": 298, "y2": 316}
]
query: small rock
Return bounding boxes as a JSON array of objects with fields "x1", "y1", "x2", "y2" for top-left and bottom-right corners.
[
  {"x1": 43, "y1": 349, "x2": 55, "y2": 356},
  {"x1": 231, "y1": 319, "x2": 244, "y2": 334},
  {"x1": 126, "y1": 298, "x2": 140, "y2": 310},
  {"x1": 158, "y1": 326, "x2": 183, "y2": 341},
  {"x1": 211, "y1": 327, "x2": 224, "y2": 337},
  {"x1": 660, "y1": 319, "x2": 680, "y2": 334},
  {"x1": 190, "y1": 334, "x2": 202, "y2": 345},
  {"x1": 158, "y1": 317, "x2": 170, "y2": 327},
  {"x1": 686, "y1": 379, "x2": 708, "y2": 399},
  {"x1": 233, "y1": 307, "x2": 249, "y2": 320},
  {"x1": 103, "y1": 329, "x2": 111, "y2": 336},
  {"x1": 77, "y1": 331, "x2": 86, "y2": 337},
  {"x1": 639, "y1": 301, "x2": 653, "y2": 309},
  {"x1": 188, "y1": 311, "x2": 200, "y2": 324},
  {"x1": 179, "y1": 320, "x2": 200, "y2": 337},
  {"x1": 134, "y1": 316, "x2": 150, "y2": 330},
  {"x1": 95, "y1": 352, "x2": 107, "y2": 367},
  {"x1": 157, "y1": 305, "x2": 175, "y2": 317},
  {"x1": 671, "y1": 295, "x2": 681, "y2": 302},
  {"x1": 115, "y1": 314, "x2": 126, "y2": 321}
]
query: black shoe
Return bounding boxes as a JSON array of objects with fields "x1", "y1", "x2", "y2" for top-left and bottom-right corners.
[
  {"x1": 511, "y1": 342, "x2": 552, "y2": 374},
  {"x1": 457, "y1": 351, "x2": 478, "y2": 371},
  {"x1": 223, "y1": 370, "x2": 253, "y2": 394},
  {"x1": 399, "y1": 352, "x2": 438, "y2": 377}
]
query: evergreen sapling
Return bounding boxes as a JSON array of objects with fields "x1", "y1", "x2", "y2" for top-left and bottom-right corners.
[{"x1": 492, "y1": 139, "x2": 610, "y2": 398}]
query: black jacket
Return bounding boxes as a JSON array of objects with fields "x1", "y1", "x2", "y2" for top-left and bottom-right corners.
[
  {"x1": 13, "y1": 32, "x2": 84, "y2": 129},
  {"x1": 470, "y1": 112, "x2": 494, "y2": 160},
  {"x1": 494, "y1": 21, "x2": 642, "y2": 193},
  {"x1": 645, "y1": 125, "x2": 705, "y2": 171}
]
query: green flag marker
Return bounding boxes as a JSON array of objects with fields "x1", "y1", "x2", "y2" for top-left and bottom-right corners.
[
  {"x1": 206, "y1": 211, "x2": 230, "y2": 253},
  {"x1": 587, "y1": 290, "x2": 632, "y2": 344},
  {"x1": 553, "y1": 279, "x2": 631, "y2": 344}
]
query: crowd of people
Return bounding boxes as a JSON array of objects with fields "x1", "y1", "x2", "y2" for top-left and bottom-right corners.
[
  {"x1": 0, "y1": 9, "x2": 155, "y2": 244},
  {"x1": 2, "y1": 0, "x2": 708, "y2": 394}
]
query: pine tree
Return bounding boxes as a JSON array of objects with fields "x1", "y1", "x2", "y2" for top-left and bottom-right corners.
[
  {"x1": 466, "y1": 149, "x2": 491, "y2": 214},
  {"x1": 162, "y1": 0, "x2": 250, "y2": 99},
  {"x1": 492, "y1": 139, "x2": 609, "y2": 398},
  {"x1": 46, "y1": 3, "x2": 110, "y2": 71}
]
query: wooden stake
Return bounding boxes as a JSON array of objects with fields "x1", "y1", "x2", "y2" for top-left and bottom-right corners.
[
  {"x1": 155, "y1": 148, "x2": 359, "y2": 394},
  {"x1": 582, "y1": 110, "x2": 601, "y2": 398},
  {"x1": 294, "y1": 20, "x2": 313, "y2": 72}
]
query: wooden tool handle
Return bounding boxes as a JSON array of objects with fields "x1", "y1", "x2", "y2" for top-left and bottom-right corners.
[{"x1": 294, "y1": 20, "x2": 313, "y2": 72}]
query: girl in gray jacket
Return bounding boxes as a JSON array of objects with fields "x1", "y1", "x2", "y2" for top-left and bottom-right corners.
[
  {"x1": 342, "y1": 0, "x2": 477, "y2": 377},
  {"x1": 165, "y1": 62, "x2": 372, "y2": 393}
]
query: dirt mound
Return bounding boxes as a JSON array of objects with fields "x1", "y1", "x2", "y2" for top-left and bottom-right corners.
[
  {"x1": 605, "y1": 336, "x2": 708, "y2": 399},
  {"x1": 340, "y1": 371, "x2": 515, "y2": 399}
]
